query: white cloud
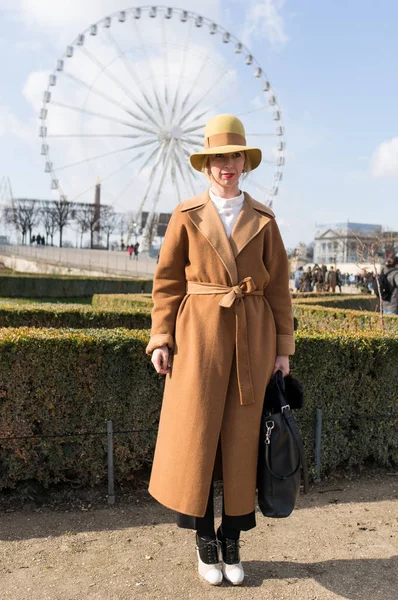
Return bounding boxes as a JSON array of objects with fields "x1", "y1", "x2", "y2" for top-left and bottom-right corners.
[
  {"x1": 23, "y1": 70, "x2": 50, "y2": 112},
  {"x1": 0, "y1": 104, "x2": 36, "y2": 144},
  {"x1": 242, "y1": 0, "x2": 288, "y2": 46},
  {"x1": 16, "y1": 0, "x2": 223, "y2": 46},
  {"x1": 371, "y1": 138, "x2": 398, "y2": 177}
]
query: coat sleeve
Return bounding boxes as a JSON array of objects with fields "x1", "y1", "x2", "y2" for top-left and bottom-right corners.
[
  {"x1": 263, "y1": 218, "x2": 295, "y2": 356},
  {"x1": 145, "y1": 208, "x2": 188, "y2": 355}
]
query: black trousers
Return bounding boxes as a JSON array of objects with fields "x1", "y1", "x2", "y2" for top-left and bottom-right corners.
[{"x1": 175, "y1": 478, "x2": 256, "y2": 533}]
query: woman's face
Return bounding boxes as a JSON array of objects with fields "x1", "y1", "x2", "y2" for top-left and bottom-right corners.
[{"x1": 208, "y1": 151, "x2": 245, "y2": 188}]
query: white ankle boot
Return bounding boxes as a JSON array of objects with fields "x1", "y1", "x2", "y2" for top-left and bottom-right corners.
[
  {"x1": 221, "y1": 560, "x2": 244, "y2": 585},
  {"x1": 216, "y1": 526, "x2": 245, "y2": 585},
  {"x1": 195, "y1": 534, "x2": 223, "y2": 585}
]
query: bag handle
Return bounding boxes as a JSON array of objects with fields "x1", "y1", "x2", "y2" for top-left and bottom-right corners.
[{"x1": 263, "y1": 408, "x2": 309, "y2": 493}]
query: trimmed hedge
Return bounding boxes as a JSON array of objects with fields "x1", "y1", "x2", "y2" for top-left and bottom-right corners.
[
  {"x1": 92, "y1": 292, "x2": 379, "y2": 313},
  {"x1": 294, "y1": 304, "x2": 398, "y2": 335},
  {"x1": 293, "y1": 294, "x2": 379, "y2": 311},
  {"x1": 291, "y1": 292, "x2": 343, "y2": 299},
  {"x1": 0, "y1": 275, "x2": 153, "y2": 298},
  {"x1": 0, "y1": 302, "x2": 151, "y2": 329},
  {"x1": 0, "y1": 328, "x2": 396, "y2": 489},
  {"x1": 92, "y1": 293, "x2": 153, "y2": 310}
]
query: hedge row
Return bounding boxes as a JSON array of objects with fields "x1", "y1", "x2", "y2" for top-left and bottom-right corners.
[
  {"x1": 92, "y1": 293, "x2": 153, "y2": 310},
  {"x1": 0, "y1": 302, "x2": 151, "y2": 329},
  {"x1": 0, "y1": 293, "x2": 384, "y2": 330},
  {"x1": 92, "y1": 292, "x2": 380, "y2": 313},
  {"x1": 291, "y1": 292, "x2": 345, "y2": 299},
  {"x1": 0, "y1": 275, "x2": 153, "y2": 298},
  {"x1": 293, "y1": 294, "x2": 379, "y2": 311},
  {"x1": 294, "y1": 304, "x2": 398, "y2": 335},
  {"x1": 0, "y1": 327, "x2": 396, "y2": 489}
]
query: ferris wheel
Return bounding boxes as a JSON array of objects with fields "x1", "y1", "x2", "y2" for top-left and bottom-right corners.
[{"x1": 39, "y1": 6, "x2": 285, "y2": 250}]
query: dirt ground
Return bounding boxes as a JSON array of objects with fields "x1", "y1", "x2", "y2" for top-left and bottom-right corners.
[{"x1": 0, "y1": 472, "x2": 397, "y2": 600}]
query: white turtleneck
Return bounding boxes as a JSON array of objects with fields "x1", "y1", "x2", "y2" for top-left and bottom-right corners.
[{"x1": 209, "y1": 188, "x2": 244, "y2": 238}]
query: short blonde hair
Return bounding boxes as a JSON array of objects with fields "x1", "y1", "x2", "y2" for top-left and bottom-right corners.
[{"x1": 201, "y1": 152, "x2": 252, "y2": 182}]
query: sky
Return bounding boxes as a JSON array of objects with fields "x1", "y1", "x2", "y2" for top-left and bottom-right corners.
[{"x1": 0, "y1": 0, "x2": 397, "y2": 249}]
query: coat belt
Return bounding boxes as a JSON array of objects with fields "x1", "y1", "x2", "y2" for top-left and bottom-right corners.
[{"x1": 186, "y1": 277, "x2": 263, "y2": 406}]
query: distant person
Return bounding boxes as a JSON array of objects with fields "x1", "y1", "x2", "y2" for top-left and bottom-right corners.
[
  {"x1": 127, "y1": 244, "x2": 133, "y2": 259},
  {"x1": 312, "y1": 264, "x2": 324, "y2": 292},
  {"x1": 31, "y1": 235, "x2": 36, "y2": 245},
  {"x1": 133, "y1": 242, "x2": 140, "y2": 260},
  {"x1": 336, "y1": 269, "x2": 342, "y2": 294},
  {"x1": 294, "y1": 266, "x2": 303, "y2": 292},
  {"x1": 302, "y1": 267, "x2": 313, "y2": 292},
  {"x1": 377, "y1": 257, "x2": 398, "y2": 315},
  {"x1": 321, "y1": 264, "x2": 327, "y2": 290},
  {"x1": 36, "y1": 234, "x2": 42, "y2": 246},
  {"x1": 326, "y1": 266, "x2": 337, "y2": 292}
]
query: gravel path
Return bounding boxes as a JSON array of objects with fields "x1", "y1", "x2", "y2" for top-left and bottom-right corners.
[{"x1": 0, "y1": 473, "x2": 397, "y2": 599}]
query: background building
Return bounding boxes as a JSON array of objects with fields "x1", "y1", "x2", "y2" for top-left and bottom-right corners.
[{"x1": 314, "y1": 222, "x2": 382, "y2": 264}]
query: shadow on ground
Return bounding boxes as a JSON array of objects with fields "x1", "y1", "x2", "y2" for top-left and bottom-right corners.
[{"x1": 241, "y1": 556, "x2": 398, "y2": 598}]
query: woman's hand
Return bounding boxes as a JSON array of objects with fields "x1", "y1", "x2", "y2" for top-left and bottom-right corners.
[
  {"x1": 272, "y1": 355, "x2": 290, "y2": 377},
  {"x1": 151, "y1": 345, "x2": 172, "y2": 375}
]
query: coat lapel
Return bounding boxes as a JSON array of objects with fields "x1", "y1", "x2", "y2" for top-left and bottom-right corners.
[
  {"x1": 229, "y1": 193, "x2": 273, "y2": 259},
  {"x1": 181, "y1": 191, "x2": 238, "y2": 284},
  {"x1": 179, "y1": 191, "x2": 274, "y2": 285}
]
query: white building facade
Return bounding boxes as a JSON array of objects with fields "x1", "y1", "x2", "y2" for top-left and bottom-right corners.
[{"x1": 313, "y1": 222, "x2": 382, "y2": 264}]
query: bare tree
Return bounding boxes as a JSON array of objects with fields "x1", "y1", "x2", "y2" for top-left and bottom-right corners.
[
  {"x1": 118, "y1": 213, "x2": 127, "y2": 250},
  {"x1": 3, "y1": 199, "x2": 39, "y2": 244},
  {"x1": 3, "y1": 206, "x2": 25, "y2": 243},
  {"x1": 100, "y1": 206, "x2": 117, "y2": 250},
  {"x1": 350, "y1": 230, "x2": 398, "y2": 332},
  {"x1": 53, "y1": 199, "x2": 70, "y2": 248},
  {"x1": 74, "y1": 204, "x2": 99, "y2": 249},
  {"x1": 74, "y1": 205, "x2": 90, "y2": 248},
  {"x1": 24, "y1": 200, "x2": 40, "y2": 243},
  {"x1": 40, "y1": 202, "x2": 57, "y2": 246}
]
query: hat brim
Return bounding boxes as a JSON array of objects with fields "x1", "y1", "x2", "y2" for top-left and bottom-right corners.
[{"x1": 189, "y1": 145, "x2": 262, "y2": 172}]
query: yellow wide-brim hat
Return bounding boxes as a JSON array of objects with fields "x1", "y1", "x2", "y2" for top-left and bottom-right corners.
[{"x1": 189, "y1": 114, "x2": 262, "y2": 172}]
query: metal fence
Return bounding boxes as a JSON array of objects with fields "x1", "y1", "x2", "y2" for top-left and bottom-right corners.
[
  {"x1": 0, "y1": 244, "x2": 158, "y2": 278},
  {"x1": 1, "y1": 421, "x2": 156, "y2": 505}
]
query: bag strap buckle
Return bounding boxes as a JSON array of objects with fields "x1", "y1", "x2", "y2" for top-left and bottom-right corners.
[{"x1": 265, "y1": 420, "x2": 275, "y2": 444}]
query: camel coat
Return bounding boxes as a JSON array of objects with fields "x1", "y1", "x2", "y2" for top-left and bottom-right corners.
[{"x1": 145, "y1": 190, "x2": 295, "y2": 517}]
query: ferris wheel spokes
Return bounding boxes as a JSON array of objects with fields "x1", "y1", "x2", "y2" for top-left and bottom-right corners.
[
  {"x1": 130, "y1": 17, "x2": 172, "y2": 126},
  {"x1": 80, "y1": 46, "x2": 163, "y2": 130},
  {"x1": 170, "y1": 164, "x2": 182, "y2": 204},
  {"x1": 105, "y1": 29, "x2": 158, "y2": 117},
  {"x1": 50, "y1": 100, "x2": 158, "y2": 135},
  {"x1": 62, "y1": 70, "x2": 156, "y2": 127},
  {"x1": 141, "y1": 138, "x2": 176, "y2": 248},
  {"x1": 55, "y1": 139, "x2": 158, "y2": 173},
  {"x1": 167, "y1": 22, "x2": 195, "y2": 125},
  {"x1": 68, "y1": 142, "x2": 161, "y2": 205},
  {"x1": 177, "y1": 50, "x2": 243, "y2": 129},
  {"x1": 173, "y1": 145, "x2": 196, "y2": 197},
  {"x1": 135, "y1": 142, "x2": 167, "y2": 217}
]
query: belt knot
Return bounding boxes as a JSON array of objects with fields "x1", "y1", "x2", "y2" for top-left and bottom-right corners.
[{"x1": 219, "y1": 277, "x2": 257, "y2": 308}]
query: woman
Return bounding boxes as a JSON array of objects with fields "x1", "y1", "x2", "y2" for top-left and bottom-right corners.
[{"x1": 146, "y1": 114, "x2": 295, "y2": 586}]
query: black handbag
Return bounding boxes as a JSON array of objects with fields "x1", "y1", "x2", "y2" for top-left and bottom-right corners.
[{"x1": 257, "y1": 370, "x2": 309, "y2": 518}]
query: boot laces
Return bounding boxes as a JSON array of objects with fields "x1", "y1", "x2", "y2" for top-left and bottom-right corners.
[
  {"x1": 225, "y1": 539, "x2": 245, "y2": 564},
  {"x1": 195, "y1": 537, "x2": 219, "y2": 564}
]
